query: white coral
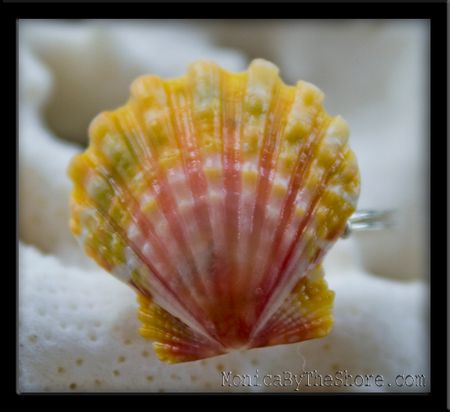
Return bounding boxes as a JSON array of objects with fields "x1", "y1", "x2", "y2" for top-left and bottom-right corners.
[{"x1": 18, "y1": 20, "x2": 429, "y2": 392}]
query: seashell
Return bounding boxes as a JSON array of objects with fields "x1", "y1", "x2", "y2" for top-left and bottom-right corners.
[{"x1": 68, "y1": 59, "x2": 360, "y2": 363}]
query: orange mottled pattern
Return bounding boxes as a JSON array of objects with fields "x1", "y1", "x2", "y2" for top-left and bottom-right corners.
[{"x1": 68, "y1": 59, "x2": 360, "y2": 363}]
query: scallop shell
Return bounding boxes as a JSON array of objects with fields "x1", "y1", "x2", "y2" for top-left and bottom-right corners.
[{"x1": 68, "y1": 59, "x2": 360, "y2": 363}]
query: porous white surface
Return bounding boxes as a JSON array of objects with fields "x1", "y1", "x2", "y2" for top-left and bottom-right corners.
[
  {"x1": 19, "y1": 243, "x2": 429, "y2": 392},
  {"x1": 18, "y1": 20, "x2": 429, "y2": 392}
]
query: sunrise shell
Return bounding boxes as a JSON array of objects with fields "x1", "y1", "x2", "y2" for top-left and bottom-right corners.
[{"x1": 68, "y1": 59, "x2": 360, "y2": 363}]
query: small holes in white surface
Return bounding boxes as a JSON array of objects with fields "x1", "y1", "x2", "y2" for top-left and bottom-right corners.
[{"x1": 170, "y1": 373, "x2": 180, "y2": 381}]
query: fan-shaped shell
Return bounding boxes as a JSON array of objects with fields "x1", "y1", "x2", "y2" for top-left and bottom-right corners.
[{"x1": 69, "y1": 59, "x2": 360, "y2": 363}]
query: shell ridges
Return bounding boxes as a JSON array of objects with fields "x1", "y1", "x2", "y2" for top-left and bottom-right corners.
[{"x1": 68, "y1": 59, "x2": 360, "y2": 363}]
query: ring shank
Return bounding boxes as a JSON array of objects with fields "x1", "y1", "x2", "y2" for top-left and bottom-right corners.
[{"x1": 341, "y1": 209, "x2": 396, "y2": 239}]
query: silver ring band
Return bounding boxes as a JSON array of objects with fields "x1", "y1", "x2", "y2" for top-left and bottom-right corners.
[{"x1": 341, "y1": 209, "x2": 396, "y2": 239}]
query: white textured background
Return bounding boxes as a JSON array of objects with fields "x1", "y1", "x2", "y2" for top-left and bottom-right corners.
[{"x1": 18, "y1": 19, "x2": 430, "y2": 392}]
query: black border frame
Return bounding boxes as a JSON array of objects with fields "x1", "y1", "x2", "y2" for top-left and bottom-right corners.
[{"x1": 7, "y1": 2, "x2": 447, "y2": 409}]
